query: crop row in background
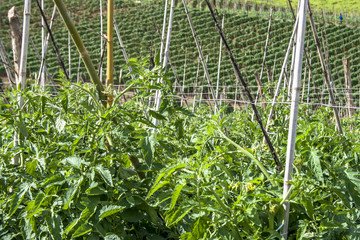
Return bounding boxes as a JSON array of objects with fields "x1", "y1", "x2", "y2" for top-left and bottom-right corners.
[{"x1": 0, "y1": 0, "x2": 359, "y2": 106}]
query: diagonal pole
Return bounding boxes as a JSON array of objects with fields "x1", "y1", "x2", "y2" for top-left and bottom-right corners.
[{"x1": 204, "y1": 0, "x2": 282, "y2": 172}]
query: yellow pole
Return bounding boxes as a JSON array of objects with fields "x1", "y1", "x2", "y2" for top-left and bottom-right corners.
[{"x1": 106, "y1": 0, "x2": 114, "y2": 107}]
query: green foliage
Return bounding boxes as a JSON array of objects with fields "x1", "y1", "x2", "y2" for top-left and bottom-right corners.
[{"x1": 1, "y1": 59, "x2": 360, "y2": 239}]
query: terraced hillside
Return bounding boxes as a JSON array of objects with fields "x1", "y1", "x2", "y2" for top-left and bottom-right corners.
[{"x1": 1, "y1": 0, "x2": 360, "y2": 103}]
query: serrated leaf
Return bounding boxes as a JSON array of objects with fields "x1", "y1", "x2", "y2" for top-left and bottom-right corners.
[
  {"x1": 170, "y1": 183, "x2": 185, "y2": 211},
  {"x1": 146, "y1": 181, "x2": 170, "y2": 199},
  {"x1": 148, "y1": 110, "x2": 166, "y2": 120},
  {"x1": 41, "y1": 175, "x2": 65, "y2": 189},
  {"x1": 72, "y1": 223, "x2": 92, "y2": 238},
  {"x1": 301, "y1": 195, "x2": 314, "y2": 220},
  {"x1": 55, "y1": 117, "x2": 66, "y2": 133},
  {"x1": 63, "y1": 177, "x2": 83, "y2": 210},
  {"x1": 309, "y1": 148, "x2": 324, "y2": 183},
  {"x1": 63, "y1": 156, "x2": 83, "y2": 169},
  {"x1": 95, "y1": 165, "x2": 113, "y2": 187},
  {"x1": 45, "y1": 214, "x2": 63, "y2": 240},
  {"x1": 166, "y1": 205, "x2": 194, "y2": 227},
  {"x1": 8, "y1": 182, "x2": 30, "y2": 216},
  {"x1": 99, "y1": 205, "x2": 126, "y2": 220},
  {"x1": 141, "y1": 135, "x2": 155, "y2": 166},
  {"x1": 25, "y1": 192, "x2": 45, "y2": 218}
]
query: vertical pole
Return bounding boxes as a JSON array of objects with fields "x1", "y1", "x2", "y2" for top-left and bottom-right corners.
[
  {"x1": 100, "y1": 0, "x2": 103, "y2": 83},
  {"x1": 106, "y1": 0, "x2": 114, "y2": 107},
  {"x1": 282, "y1": 0, "x2": 307, "y2": 238},
  {"x1": 215, "y1": 15, "x2": 225, "y2": 111},
  {"x1": 343, "y1": 58, "x2": 354, "y2": 117},
  {"x1": 41, "y1": 0, "x2": 46, "y2": 87},
  {"x1": 8, "y1": 7, "x2": 22, "y2": 83},
  {"x1": 153, "y1": 0, "x2": 175, "y2": 130}
]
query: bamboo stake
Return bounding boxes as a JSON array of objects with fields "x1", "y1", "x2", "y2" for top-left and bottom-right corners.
[
  {"x1": 76, "y1": 55, "x2": 81, "y2": 83},
  {"x1": 282, "y1": 0, "x2": 307, "y2": 238},
  {"x1": 38, "y1": 5, "x2": 56, "y2": 84},
  {"x1": 106, "y1": 0, "x2": 114, "y2": 106},
  {"x1": 36, "y1": 0, "x2": 69, "y2": 80},
  {"x1": 265, "y1": 17, "x2": 298, "y2": 133},
  {"x1": 215, "y1": 15, "x2": 225, "y2": 108},
  {"x1": 153, "y1": 0, "x2": 175, "y2": 130},
  {"x1": 0, "y1": 39, "x2": 15, "y2": 85},
  {"x1": 308, "y1": 2, "x2": 343, "y2": 135},
  {"x1": 53, "y1": 0, "x2": 106, "y2": 104},
  {"x1": 205, "y1": 0, "x2": 282, "y2": 172},
  {"x1": 182, "y1": 0, "x2": 219, "y2": 112},
  {"x1": 8, "y1": 7, "x2": 22, "y2": 83}
]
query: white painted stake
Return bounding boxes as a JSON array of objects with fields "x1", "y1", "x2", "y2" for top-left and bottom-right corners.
[
  {"x1": 41, "y1": 0, "x2": 46, "y2": 87},
  {"x1": 215, "y1": 15, "x2": 225, "y2": 111},
  {"x1": 100, "y1": 0, "x2": 103, "y2": 83},
  {"x1": 282, "y1": 0, "x2": 308, "y2": 238},
  {"x1": 153, "y1": 0, "x2": 175, "y2": 130},
  {"x1": 13, "y1": 0, "x2": 31, "y2": 165}
]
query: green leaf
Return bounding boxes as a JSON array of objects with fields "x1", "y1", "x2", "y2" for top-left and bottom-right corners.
[
  {"x1": 85, "y1": 182, "x2": 107, "y2": 196},
  {"x1": 175, "y1": 119, "x2": 184, "y2": 139},
  {"x1": 148, "y1": 110, "x2": 166, "y2": 120},
  {"x1": 55, "y1": 116, "x2": 66, "y2": 133},
  {"x1": 72, "y1": 223, "x2": 92, "y2": 238},
  {"x1": 166, "y1": 205, "x2": 194, "y2": 227},
  {"x1": 170, "y1": 183, "x2": 185, "y2": 211},
  {"x1": 22, "y1": 217, "x2": 36, "y2": 240},
  {"x1": 146, "y1": 181, "x2": 170, "y2": 199},
  {"x1": 63, "y1": 156, "x2": 83, "y2": 170},
  {"x1": 61, "y1": 95, "x2": 68, "y2": 113},
  {"x1": 95, "y1": 165, "x2": 113, "y2": 187},
  {"x1": 45, "y1": 214, "x2": 63, "y2": 240},
  {"x1": 41, "y1": 175, "x2": 65, "y2": 189},
  {"x1": 301, "y1": 195, "x2": 314, "y2": 220},
  {"x1": 141, "y1": 135, "x2": 155, "y2": 166},
  {"x1": 63, "y1": 177, "x2": 83, "y2": 210},
  {"x1": 192, "y1": 217, "x2": 208, "y2": 239},
  {"x1": 308, "y1": 148, "x2": 324, "y2": 183},
  {"x1": 25, "y1": 192, "x2": 45, "y2": 219},
  {"x1": 17, "y1": 121, "x2": 29, "y2": 138},
  {"x1": 8, "y1": 182, "x2": 30, "y2": 216},
  {"x1": 99, "y1": 205, "x2": 126, "y2": 220}
]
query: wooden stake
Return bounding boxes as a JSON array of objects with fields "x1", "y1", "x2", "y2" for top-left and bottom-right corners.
[
  {"x1": 308, "y1": 2, "x2": 343, "y2": 135},
  {"x1": 0, "y1": 39, "x2": 15, "y2": 85},
  {"x1": 8, "y1": 7, "x2": 22, "y2": 83},
  {"x1": 183, "y1": 0, "x2": 219, "y2": 112}
]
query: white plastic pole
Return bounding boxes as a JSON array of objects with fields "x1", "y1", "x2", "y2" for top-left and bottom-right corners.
[{"x1": 282, "y1": 0, "x2": 308, "y2": 238}]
